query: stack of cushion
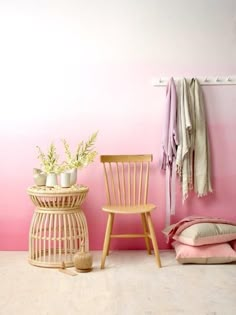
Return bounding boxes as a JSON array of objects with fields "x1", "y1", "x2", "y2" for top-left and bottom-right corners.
[{"x1": 163, "y1": 222, "x2": 236, "y2": 264}]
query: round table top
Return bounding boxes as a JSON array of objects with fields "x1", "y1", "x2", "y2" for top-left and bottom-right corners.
[{"x1": 27, "y1": 184, "x2": 89, "y2": 196}]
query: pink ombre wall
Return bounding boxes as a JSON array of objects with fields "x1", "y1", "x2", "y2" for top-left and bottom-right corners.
[{"x1": 0, "y1": 0, "x2": 236, "y2": 250}]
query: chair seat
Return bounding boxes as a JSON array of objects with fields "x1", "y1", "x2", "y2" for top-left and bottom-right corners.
[{"x1": 102, "y1": 203, "x2": 156, "y2": 214}]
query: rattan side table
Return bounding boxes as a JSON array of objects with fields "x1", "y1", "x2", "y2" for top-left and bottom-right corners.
[{"x1": 27, "y1": 185, "x2": 89, "y2": 268}]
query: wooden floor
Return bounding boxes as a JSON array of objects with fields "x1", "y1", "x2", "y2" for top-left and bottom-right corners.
[{"x1": 0, "y1": 250, "x2": 236, "y2": 315}]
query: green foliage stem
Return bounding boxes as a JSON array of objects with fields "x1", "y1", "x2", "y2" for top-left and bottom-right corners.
[
  {"x1": 62, "y1": 131, "x2": 98, "y2": 170},
  {"x1": 36, "y1": 143, "x2": 59, "y2": 174}
]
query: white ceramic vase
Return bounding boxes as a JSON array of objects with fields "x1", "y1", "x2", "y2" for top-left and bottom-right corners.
[
  {"x1": 46, "y1": 173, "x2": 58, "y2": 187},
  {"x1": 60, "y1": 172, "x2": 71, "y2": 188},
  {"x1": 68, "y1": 168, "x2": 77, "y2": 185}
]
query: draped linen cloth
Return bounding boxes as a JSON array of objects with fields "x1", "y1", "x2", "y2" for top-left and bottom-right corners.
[
  {"x1": 191, "y1": 79, "x2": 212, "y2": 196},
  {"x1": 160, "y1": 78, "x2": 178, "y2": 225},
  {"x1": 176, "y1": 78, "x2": 212, "y2": 201},
  {"x1": 176, "y1": 78, "x2": 194, "y2": 201}
]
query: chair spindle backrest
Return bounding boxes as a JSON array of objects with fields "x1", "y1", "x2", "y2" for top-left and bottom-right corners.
[{"x1": 100, "y1": 155, "x2": 152, "y2": 206}]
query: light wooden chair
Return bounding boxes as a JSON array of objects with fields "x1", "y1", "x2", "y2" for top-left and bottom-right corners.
[{"x1": 100, "y1": 154, "x2": 162, "y2": 269}]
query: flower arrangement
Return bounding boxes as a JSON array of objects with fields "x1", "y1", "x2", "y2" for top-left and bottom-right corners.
[
  {"x1": 35, "y1": 132, "x2": 98, "y2": 187},
  {"x1": 36, "y1": 143, "x2": 60, "y2": 174},
  {"x1": 62, "y1": 131, "x2": 98, "y2": 171}
]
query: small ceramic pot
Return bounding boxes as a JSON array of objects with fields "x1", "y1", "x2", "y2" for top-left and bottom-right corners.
[
  {"x1": 67, "y1": 168, "x2": 77, "y2": 185},
  {"x1": 46, "y1": 173, "x2": 58, "y2": 187},
  {"x1": 33, "y1": 169, "x2": 46, "y2": 186},
  {"x1": 60, "y1": 172, "x2": 71, "y2": 188}
]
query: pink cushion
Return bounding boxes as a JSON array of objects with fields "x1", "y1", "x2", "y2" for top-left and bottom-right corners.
[
  {"x1": 172, "y1": 223, "x2": 236, "y2": 246},
  {"x1": 230, "y1": 239, "x2": 236, "y2": 251},
  {"x1": 172, "y1": 241, "x2": 236, "y2": 264}
]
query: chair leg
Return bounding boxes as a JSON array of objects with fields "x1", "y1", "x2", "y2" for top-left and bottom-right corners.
[
  {"x1": 106, "y1": 213, "x2": 114, "y2": 256},
  {"x1": 101, "y1": 213, "x2": 114, "y2": 269},
  {"x1": 146, "y1": 212, "x2": 162, "y2": 268},
  {"x1": 141, "y1": 213, "x2": 151, "y2": 255}
]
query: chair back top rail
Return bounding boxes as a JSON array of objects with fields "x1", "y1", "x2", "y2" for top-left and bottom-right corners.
[
  {"x1": 101, "y1": 154, "x2": 152, "y2": 163},
  {"x1": 101, "y1": 154, "x2": 153, "y2": 206}
]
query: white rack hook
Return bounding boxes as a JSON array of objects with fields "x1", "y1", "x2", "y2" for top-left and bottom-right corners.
[{"x1": 152, "y1": 75, "x2": 236, "y2": 86}]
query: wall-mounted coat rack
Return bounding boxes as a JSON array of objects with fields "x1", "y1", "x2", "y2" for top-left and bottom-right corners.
[{"x1": 152, "y1": 76, "x2": 236, "y2": 86}]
